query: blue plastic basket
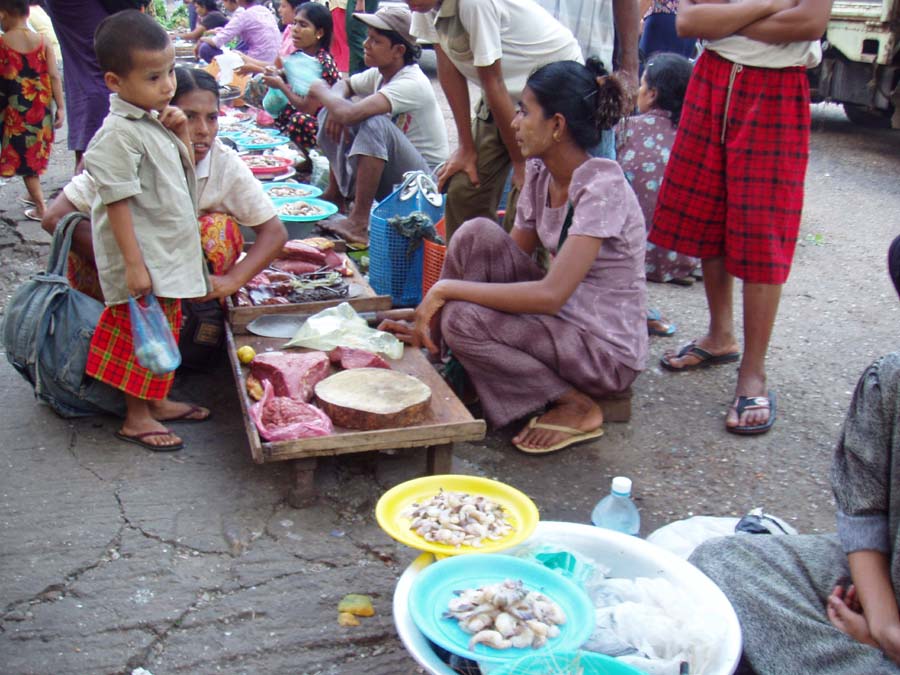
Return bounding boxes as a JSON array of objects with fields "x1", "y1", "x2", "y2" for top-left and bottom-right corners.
[{"x1": 368, "y1": 177, "x2": 443, "y2": 308}]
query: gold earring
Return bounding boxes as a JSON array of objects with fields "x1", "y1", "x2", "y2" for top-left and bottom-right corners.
[{"x1": 553, "y1": 132, "x2": 560, "y2": 142}]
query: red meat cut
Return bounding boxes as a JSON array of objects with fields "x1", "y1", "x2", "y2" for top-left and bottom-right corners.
[
  {"x1": 250, "y1": 351, "x2": 331, "y2": 401},
  {"x1": 280, "y1": 240, "x2": 328, "y2": 264},
  {"x1": 328, "y1": 347, "x2": 391, "y2": 370},
  {"x1": 271, "y1": 259, "x2": 322, "y2": 275},
  {"x1": 249, "y1": 380, "x2": 333, "y2": 441}
]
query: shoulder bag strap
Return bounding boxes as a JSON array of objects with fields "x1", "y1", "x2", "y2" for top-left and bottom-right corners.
[
  {"x1": 556, "y1": 202, "x2": 575, "y2": 252},
  {"x1": 47, "y1": 212, "x2": 90, "y2": 279}
]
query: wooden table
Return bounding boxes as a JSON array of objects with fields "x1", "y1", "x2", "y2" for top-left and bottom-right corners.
[{"x1": 225, "y1": 324, "x2": 486, "y2": 507}]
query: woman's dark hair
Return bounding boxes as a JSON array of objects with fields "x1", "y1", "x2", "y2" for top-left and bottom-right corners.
[
  {"x1": 376, "y1": 27, "x2": 420, "y2": 66},
  {"x1": 297, "y1": 1, "x2": 332, "y2": 51},
  {"x1": 286, "y1": 0, "x2": 309, "y2": 8},
  {"x1": 525, "y1": 57, "x2": 626, "y2": 150},
  {"x1": 174, "y1": 66, "x2": 220, "y2": 105},
  {"x1": 195, "y1": 0, "x2": 219, "y2": 11},
  {"x1": 0, "y1": 0, "x2": 30, "y2": 15},
  {"x1": 643, "y1": 52, "x2": 693, "y2": 126}
]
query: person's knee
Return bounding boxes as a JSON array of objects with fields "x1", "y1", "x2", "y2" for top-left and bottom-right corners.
[{"x1": 450, "y1": 217, "x2": 506, "y2": 252}]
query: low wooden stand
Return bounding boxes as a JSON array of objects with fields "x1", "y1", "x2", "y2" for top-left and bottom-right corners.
[{"x1": 226, "y1": 325, "x2": 486, "y2": 507}]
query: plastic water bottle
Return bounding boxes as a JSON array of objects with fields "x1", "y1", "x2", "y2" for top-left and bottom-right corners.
[{"x1": 591, "y1": 476, "x2": 641, "y2": 536}]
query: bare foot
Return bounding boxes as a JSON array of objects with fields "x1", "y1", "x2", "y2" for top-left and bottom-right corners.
[
  {"x1": 149, "y1": 398, "x2": 210, "y2": 422},
  {"x1": 512, "y1": 389, "x2": 603, "y2": 452},
  {"x1": 320, "y1": 215, "x2": 369, "y2": 246},
  {"x1": 661, "y1": 335, "x2": 740, "y2": 370},
  {"x1": 726, "y1": 371, "x2": 770, "y2": 430}
]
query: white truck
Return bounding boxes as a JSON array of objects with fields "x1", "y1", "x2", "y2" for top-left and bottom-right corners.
[{"x1": 810, "y1": 0, "x2": 899, "y2": 127}]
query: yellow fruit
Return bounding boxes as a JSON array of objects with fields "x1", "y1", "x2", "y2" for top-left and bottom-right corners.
[{"x1": 237, "y1": 345, "x2": 256, "y2": 364}]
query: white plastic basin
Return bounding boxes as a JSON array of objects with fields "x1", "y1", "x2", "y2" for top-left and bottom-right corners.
[{"x1": 393, "y1": 521, "x2": 742, "y2": 675}]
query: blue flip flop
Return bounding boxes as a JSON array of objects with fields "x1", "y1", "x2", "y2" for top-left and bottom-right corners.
[
  {"x1": 727, "y1": 391, "x2": 776, "y2": 435},
  {"x1": 647, "y1": 308, "x2": 676, "y2": 337}
]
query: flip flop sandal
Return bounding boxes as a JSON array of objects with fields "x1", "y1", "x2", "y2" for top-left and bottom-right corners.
[
  {"x1": 727, "y1": 391, "x2": 776, "y2": 436},
  {"x1": 660, "y1": 341, "x2": 741, "y2": 372},
  {"x1": 115, "y1": 429, "x2": 184, "y2": 452},
  {"x1": 18, "y1": 197, "x2": 35, "y2": 207},
  {"x1": 668, "y1": 276, "x2": 695, "y2": 286},
  {"x1": 514, "y1": 416, "x2": 604, "y2": 455},
  {"x1": 647, "y1": 308, "x2": 677, "y2": 337},
  {"x1": 157, "y1": 403, "x2": 211, "y2": 423},
  {"x1": 23, "y1": 207, "x2": 41, "y2": 222}
]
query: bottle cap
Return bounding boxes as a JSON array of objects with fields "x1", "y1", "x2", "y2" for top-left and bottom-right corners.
[{"x1": 611, "y1": 476, "x2": 632, "y2": 496}]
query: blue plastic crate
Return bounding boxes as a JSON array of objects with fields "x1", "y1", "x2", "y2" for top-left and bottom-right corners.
[{"x1": 368, "y1": 181, "x2": 443, "y2": 308}]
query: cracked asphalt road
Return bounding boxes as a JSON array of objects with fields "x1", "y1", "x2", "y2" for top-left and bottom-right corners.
[{"x1": 1, "y1": 99, "x2": 899, "y2": 674}]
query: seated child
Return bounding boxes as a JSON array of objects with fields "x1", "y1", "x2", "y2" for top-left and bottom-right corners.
[{"x1": 84, "y1": 10, "x2": 211, "y2": 452}]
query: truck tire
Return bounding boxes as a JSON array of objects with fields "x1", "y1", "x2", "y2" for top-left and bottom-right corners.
[{"x1": 843, "y1": 103, "x2": 895, "y2": 129}]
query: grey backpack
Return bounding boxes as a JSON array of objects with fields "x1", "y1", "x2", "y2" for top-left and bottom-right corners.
[{"x1": 2, "y1": 213, "x2": 124, "y2": 418}]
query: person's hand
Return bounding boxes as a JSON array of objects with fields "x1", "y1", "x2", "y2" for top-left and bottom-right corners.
[
  {"x1": 262, "y1": 72, "x2": 287, "y2": 91},
  {"x1": 324, "y1": 114, "x2": 345, "y2": 143},
  {"x1": 159, "y1": 105, "x2": 191, "y2": 146},
  {"x1": 377, "y1": 318, "x2": 420, "y2": 347},
  {"x1": 53, "y1": 106, "x2": 64, "y2": 129},
  {"x1": 412, "y1": 283, "x2": 447, "y2": 355},
  {"x1": 437, "y1": 146, "x2": 479, "y2": 193},
  {"x1": 827, "y1": 585, "x2": 878, "y2": 648},
  {"x1": 198, "y1": 272, "x2": 242, "y2": 302},
  {"x1": 125, "y1": 262, "x2": 153, "y2": 298}
]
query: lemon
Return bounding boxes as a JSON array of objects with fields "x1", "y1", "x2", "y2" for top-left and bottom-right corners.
[{"x1": 237, "y1": 345, "x2": 256, "y2": 364}]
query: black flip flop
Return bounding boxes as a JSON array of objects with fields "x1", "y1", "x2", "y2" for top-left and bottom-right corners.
[
  {"x1": 727, "y1": 391, "x2": 776, "y2": 435},
  {"x1": 660, "y1": 341, "x2": 741, "y2": 371},
  {"x1": 115, "y1": 429, "x2": 184, "y2": 451}
]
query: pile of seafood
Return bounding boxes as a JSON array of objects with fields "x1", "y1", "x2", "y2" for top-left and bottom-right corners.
[
  {"x1": 444, "y1": 579, "x2": 567, "y2": 650},
  {"x1": 277, "y1": 201, "x2": 329, "y2": 218},
  {"x1": 402, "y1": 489, "x2": 514, "y2": 548},
  {"x1": 238, "y1": 129, "x2": 282, "y2": 144},
  {"x1": 267, "y1": 183, "x2": 318, "y2": 198},
  {"x1": 242, "y1": 155, "x2": 288, "y2": 169},
  {"x1": 234, "y1": 238, "x2": 353, "y2": 306}
]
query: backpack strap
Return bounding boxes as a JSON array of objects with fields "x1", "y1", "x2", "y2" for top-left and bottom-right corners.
[{"x1": 46, "y1": 212, "x2": 90, "y2": 279}]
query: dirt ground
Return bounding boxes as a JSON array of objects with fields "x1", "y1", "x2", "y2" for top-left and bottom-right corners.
[{"x1": 1, "y1": 73, "x2": 899, "y2": 672}]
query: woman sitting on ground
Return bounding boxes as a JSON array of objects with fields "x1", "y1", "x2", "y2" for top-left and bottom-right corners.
[
  {"x1": 198, "y1": 0, "x2": 281, "y2": 64},
  {"x1": 382, "y1": 59, "x2": 648, "y2": 454},
  {"x1": 176, "y1": 0, "x2": 229, "y2": 45},
  {"x1": 260, "y1": 1, "x2": 339, "y2": 151},
  {"x1": 616, "y1": 52, "x2": 696, "y2": 336},
  {"x1": 43, "y1": 66, "x2": 287, "y2": 318}
]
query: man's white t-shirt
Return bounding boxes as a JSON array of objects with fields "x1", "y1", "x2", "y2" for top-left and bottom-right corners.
[
  {"x1": 348, "y1": 64, "x2": 450, "y2": 169},
  {"x1": 410, "y1": 0, "x2": 584, "y2": 100}
]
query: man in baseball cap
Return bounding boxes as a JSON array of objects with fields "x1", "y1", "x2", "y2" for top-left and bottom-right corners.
[{"x1": 306, "y1": 5, "x2": 449, "y2": 245}]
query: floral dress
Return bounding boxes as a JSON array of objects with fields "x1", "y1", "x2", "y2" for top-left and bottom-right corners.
[
  {"x1": 616, "y1": 110, "x2": 699, "y2": 283},
  {"x1": 275, "y1": 48, "x2": 339, "y2": 151},
  {"x1": 0, "y1": 36, "x2": 53, "y2": 178}
]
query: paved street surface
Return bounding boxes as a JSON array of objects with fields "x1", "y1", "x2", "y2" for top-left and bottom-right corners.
[{"x1": 1, "y1": 63, "x2": 899, "y2": 673}]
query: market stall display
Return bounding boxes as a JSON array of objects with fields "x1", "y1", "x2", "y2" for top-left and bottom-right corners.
[
  {"x1": 262, "y1": 182, "x2": 323, "y2": 199},
  {"x1": 273, "y1": 197, "x2": 339, "y2": 222},
  {"x1": 314, "y1": 368, "x2": 431, "y2": 430}
]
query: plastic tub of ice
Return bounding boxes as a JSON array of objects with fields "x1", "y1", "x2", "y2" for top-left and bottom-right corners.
[{"x1": 393, "y1": 521, "x2": 741, "y2": 675}]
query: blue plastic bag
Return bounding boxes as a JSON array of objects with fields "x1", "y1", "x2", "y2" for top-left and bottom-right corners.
[{"x1": 129, "y1": 294, "x2": 181, "y2": 375}]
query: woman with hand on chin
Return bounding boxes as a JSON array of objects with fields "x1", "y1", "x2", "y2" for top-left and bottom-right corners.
[{"x1": 381, "y1": 59, "x2": 648, "y2": 454}]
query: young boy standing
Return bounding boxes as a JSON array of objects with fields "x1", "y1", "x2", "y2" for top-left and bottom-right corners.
[
  {"x1": 650, "y1": 0, "x2": 832, "y2": 434},
  {"x1": 85, "y1": 10, "x2": 210, "y2": 451}
]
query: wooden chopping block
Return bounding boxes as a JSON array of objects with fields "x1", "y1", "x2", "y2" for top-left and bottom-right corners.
[{"x1": 314, "y1": 368, "x2": 431, "y2": 430}]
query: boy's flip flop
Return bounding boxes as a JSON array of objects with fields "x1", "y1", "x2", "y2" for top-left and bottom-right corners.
[
  {"x1": 660, "y1": 341, "x2": 740, "y2": 371},
  {"x1": 23, "y1": 207, "x2": 41, "y2": 222},
  {"x1": 513, "y1": 417, "x2": 604, "y2": 455},
  {"x1": 727, "y1": 391, "x2": 777, "y2": 436},
  {"x1": 115, "y1": 429, "x2": 184, "y2": 452}
]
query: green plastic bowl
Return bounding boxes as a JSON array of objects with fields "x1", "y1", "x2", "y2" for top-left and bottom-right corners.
[{"x1": 490, "y1": 651, "x2": 646, "y2": 675}]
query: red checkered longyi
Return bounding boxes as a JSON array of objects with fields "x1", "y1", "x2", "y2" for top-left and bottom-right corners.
[
  {"x1": 86, "y1": 298, "x2": 182, "y2": 400},
  {"x1": 649, "y1": 49, "x2": 811, "y2": 284}
]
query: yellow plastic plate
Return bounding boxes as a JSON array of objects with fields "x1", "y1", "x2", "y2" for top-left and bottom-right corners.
[{"x1": 375, "y1": 474, "x2": 539, "y2": 556}]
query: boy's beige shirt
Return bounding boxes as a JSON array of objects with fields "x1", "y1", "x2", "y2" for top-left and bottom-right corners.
[{"x1": 84, "y1": 94, "x2": 209, "y2": 306}]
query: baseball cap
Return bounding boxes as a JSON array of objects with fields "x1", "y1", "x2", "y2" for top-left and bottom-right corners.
[{"x1": 353, "y1": 5, "x2": 417, "y2": 52}]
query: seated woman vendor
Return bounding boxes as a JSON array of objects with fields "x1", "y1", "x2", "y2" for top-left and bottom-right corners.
[
  {"x1": 382, "y1": 59, "x2": 648, "y2": 454},
  {"x1": 43, "y1": 66, "x2": 287, "y2": 323}
]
